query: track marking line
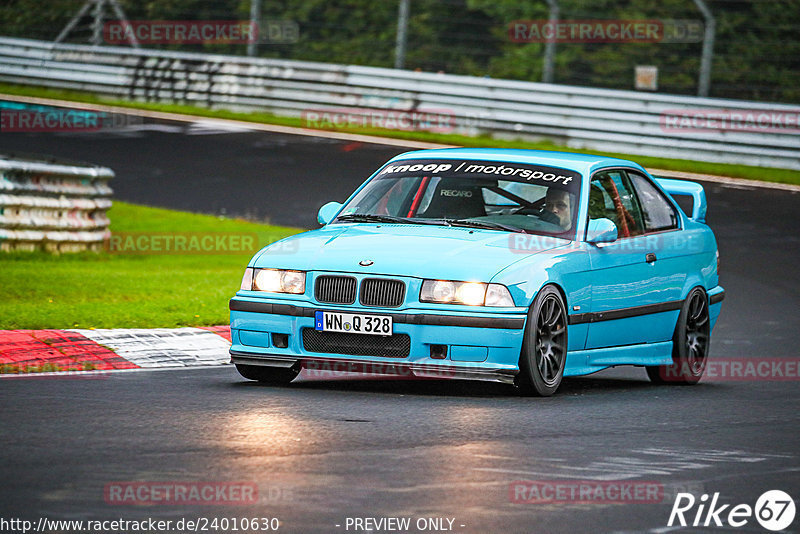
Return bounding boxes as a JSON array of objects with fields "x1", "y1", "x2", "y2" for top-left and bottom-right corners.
[
  {"x1": 0, "y1": 363, "x2": 233, "y2": 379},
  {"x1": 0, "y1": 93, "x2": 453, "y2": 150},
  {"x1": 5, "y1": 93, "x2": 796, "y2": 191},
  {"x1": 650, "y1": 168, "x2": 800, "y2": 192},
  {"x1": 5, "y1": 92, "x2": 796, "y2": 191}
]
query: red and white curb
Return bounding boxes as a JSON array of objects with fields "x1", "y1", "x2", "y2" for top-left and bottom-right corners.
[
  {"x1": 73, "y1": 326, "x2": 232, "y2": 368},
  {"x1": 0, "y1": 326, "x2": 231, "y2": 376}
]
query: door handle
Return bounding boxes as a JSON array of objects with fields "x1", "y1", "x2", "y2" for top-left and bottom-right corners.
[{"x1": 646, "y1": 252, "x2": 657, "y2": 263}]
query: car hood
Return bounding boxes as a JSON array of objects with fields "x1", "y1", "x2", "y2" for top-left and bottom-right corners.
[{"x1": 252, "y1": 224, "x2": 567, "y2": 281}]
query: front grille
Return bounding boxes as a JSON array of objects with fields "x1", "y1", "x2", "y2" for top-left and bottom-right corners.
[
  {"x1": 360, "y1": 278, "x2": 406, "y2": 307},
  {"x1": 315, "y1": 275, "x2": 357, "y2": 304},
  {"x1": 302, "y1": 328, "x2": 411, "y2": 358}
]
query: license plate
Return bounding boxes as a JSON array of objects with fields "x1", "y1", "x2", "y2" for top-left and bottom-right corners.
[{"x1": 314, "y1": 311, "x2": 392, "y2": 336}]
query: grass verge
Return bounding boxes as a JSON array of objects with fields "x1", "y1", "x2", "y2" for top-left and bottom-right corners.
[
  {"x1": 0, "y1": 202, "x2": 304, "y2": 329},
  {"x1": 2, "y1": 83, "x2": 799, "y2": 186}
]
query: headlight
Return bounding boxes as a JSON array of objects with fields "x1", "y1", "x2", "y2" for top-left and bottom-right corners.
[
  {"x1": 245, "y1": 268, "x2": 306, "y2": 294},
  {"x1": 420, "y1": 280, "x2": 514, "y2": 307},
  {"x1": 240, "y1": 267, "x2": 254, "y2": 290},
  {"x1": 485, "y1": 283, "x2": 515, "y2": 307}
]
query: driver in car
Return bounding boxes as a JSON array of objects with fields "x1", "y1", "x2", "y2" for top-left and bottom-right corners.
[{"x1": 543, "y1": 188, "x2": 573, "y2": 230}]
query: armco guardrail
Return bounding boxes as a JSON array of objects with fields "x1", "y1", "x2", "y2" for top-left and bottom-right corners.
[
  {"x1": 0, "y1": 36, "x2": 798, "y2": 170},
  {"x1": 0, "y1": 155, "x2": 112, "y2": 252}
]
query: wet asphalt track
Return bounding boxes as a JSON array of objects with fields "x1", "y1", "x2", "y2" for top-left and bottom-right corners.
[{"x1": 1, "y1": 115, "x2": 799, "y2": 533}]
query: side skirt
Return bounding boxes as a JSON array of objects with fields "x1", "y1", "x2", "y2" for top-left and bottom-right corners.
[{"x1": 564, "y1": 341, "x2": 673, "y2": 377}]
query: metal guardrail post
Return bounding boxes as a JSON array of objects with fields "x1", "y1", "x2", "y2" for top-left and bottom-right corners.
[
  {"x1": 248, "y1": 0, "x2": 261, "y2": 57},
  {"x1": 394, "y1": 0, "x2": 411, "y2": 70},
  {"x1": 543, "y1": 0, "x2": 559, "y2": 84},
  {"x1": 692, "y1": 0, "x2": 716, "y2": 97}
]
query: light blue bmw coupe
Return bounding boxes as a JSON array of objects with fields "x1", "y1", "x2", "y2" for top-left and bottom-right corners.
[{"x1": 229, "y1": 148, "x2": 724, "y2": 395}]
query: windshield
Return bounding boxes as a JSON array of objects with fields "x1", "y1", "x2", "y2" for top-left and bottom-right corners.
[{"x1": 335, "y1": 158, "x2": 582, "y2": 239}]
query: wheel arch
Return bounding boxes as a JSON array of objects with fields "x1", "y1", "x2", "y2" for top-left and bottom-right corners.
[
  {"x1": 680, "y1": 276, "x2": 708, "y2": 301},
  {"x1": 523, "y1": 280, "x2": 570, "y2": 325},
  {"x1": 543, "y1": 281, "x2": 569, "y2": 310}
]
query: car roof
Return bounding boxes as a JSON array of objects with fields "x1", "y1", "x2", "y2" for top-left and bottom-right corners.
[{"x1": 389, "y1": 148, "x2": 646, "y2": 176}]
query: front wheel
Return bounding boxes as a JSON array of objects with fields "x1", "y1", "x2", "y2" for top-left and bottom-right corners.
[
  {"x1": 517, "y1": 285, "x2": 568, "y2": 397},
  {"x1": 647, "y1": 287, "x2": 710, "y2": 385},
  {"x1": 235, "y1": 364, "x2": 299, "y2": 385}
]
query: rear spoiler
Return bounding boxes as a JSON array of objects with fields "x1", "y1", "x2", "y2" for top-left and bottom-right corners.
[{"x1": 655, "y1": 178, "x2": 707, "y2": 223}]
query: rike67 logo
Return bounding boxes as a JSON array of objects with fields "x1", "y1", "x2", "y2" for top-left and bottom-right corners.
[{"x1": 669, "y1": 490, "x2": 795, "y2": 531}]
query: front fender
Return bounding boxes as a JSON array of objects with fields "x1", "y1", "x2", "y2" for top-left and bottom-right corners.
[{"x1": 490, "y1": 242, "x2": 593, "y2": 352}]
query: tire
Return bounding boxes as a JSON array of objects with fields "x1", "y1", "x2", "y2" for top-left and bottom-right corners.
[
  {"x1": 517, "y1": 285, "x2": 568, "y2": 397},
  {"x1": 647, "y1": 287, "x2": 710, "y2": 385},
  {"x1": 235, "y1": 363, "x2": 299, "y2": 385}
]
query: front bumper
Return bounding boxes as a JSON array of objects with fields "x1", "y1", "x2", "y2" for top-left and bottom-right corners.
[{"x1": 229, "y1": 297, "x2": 528, "y2": 384}]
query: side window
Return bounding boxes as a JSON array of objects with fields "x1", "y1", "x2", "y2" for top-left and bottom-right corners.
[
  {"x1": 589, "y1": 170, "x2": 645, "y2": 238},
  {"x1": 627, "y1": 172, "x2": 679, "y2": 232}
]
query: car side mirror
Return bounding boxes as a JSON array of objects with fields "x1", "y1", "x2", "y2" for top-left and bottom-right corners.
[
  {"x1": 586, "y1": 218, "x2": 618, "y2": 244},
  {"x1": 317, "y1": 201, "x2": 343, "y2": 225}
]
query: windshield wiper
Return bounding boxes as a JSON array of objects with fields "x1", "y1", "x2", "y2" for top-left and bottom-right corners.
[
  {"x1": 335, "y1": 214, "x2": 522, "y2": 232},
  {"x1": 336, "y1": 214, "x2": 437, "y2": 225},
  {"x1": 443, "y1": 218, "x2": 528, "y2": 234}
]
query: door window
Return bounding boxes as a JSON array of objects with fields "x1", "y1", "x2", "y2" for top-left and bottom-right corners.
[{"x1": 588, "y1": 170, "x2": 645, "y2": 238}]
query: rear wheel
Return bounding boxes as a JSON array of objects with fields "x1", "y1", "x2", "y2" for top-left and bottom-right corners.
[
  {"x1": 647, "y1": 287, "x2": 710, "y2": 385},
  {"x1": 517, "y1": 285, "x2": 568, "y2": 397},
  {"x1": 235, "y1": 364, "x2": 299, "y2": 385}
]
